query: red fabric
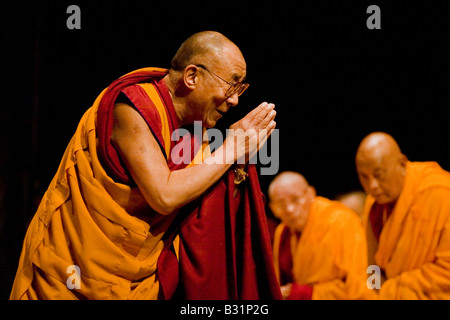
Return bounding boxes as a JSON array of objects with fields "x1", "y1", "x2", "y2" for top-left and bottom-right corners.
[
  {"x1": 96, "y1": 68, "x2": 169, "y2": 184},
  {"x1": 287, "y1": 283, "x2": 313, "y2": 300},
  {"x1": 175, "y1": 165, "x2": 282, "y2": 299},
  {"x1": 157, "y1": 231, "x2": 180, "y2": 300},
  {"x1": 369, "y1": 202, "x2": 395, "y2": 241},
  {"x1": 278, "y1": 226, "x2": 296, "y2": 286},
  {"x1": 121, "y1": 85, "x2": 165, "y2": 153},
  {"x1": 96, "y1": 68, "x2": 282, "y2": 300}
]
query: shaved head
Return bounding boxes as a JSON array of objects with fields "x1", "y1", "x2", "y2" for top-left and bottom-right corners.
[
  {"x1": 269, "y1": 171, "x2": 316, "y2": 232},
  {"x1": 356, "y1": 132, "x2": 403, "y2": 166},
  {"x1": 171, "y1": 31, "x2": 243, "y2": 71},
  {"x1": 268, "y1": 171, "x2": 309, "y2": 198},
  {"x1": 165, "y1": 31, "x2": 247, "y2": 128},
  {"x1": 355, "y1": 132, "x2": 407, "y2": 204}
]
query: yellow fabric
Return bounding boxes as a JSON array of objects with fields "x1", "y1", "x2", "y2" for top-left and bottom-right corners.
[
  {"x1": 192, "y1": 128, "x2": 211, "y2": 165},
  {"x1": 274, "y1": 196, "x2": 376, "y2": 300},
  {"x1": 138, "y1": 80, "x2": 209, "y2": 168},
  {"x1": 137, "y1": 83, "x2": 171, "y2": 156},
  {"x1": 363, "y1": 161, "x2": 450, "y2": 299},
  {"x1": 10, "y1": 78, "x2": 178, "y2": 300}
]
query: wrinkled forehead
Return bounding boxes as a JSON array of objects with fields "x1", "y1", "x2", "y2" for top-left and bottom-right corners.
[
  {"x1": 213, "y1": 45, "x2": 247, "y2": 81},
  {"x1": 356, "y1": 145, "x2": 383, "y2": 165},
  {"x1": 356, "y1": 155, "x2": 379, "y2": 170},
  {"x1": 356, "y1": 151, "x2": 396, "y2": 174}
]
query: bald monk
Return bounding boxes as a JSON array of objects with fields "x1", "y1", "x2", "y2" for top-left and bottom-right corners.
[
  {"x1": 10, "y1": 31, "x2": 281, "y2": 299},
  {"x1": 335, "y1": 191, "x2": 366, "y2": 220},
  {"x1": 269, "y1": 171, "x2": 375, "y2": 300},
  {"x1": 356, "y1": 132, "x2": 450, "y2": 299}
]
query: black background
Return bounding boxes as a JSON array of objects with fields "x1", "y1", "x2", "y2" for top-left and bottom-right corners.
[{"x1": 1, "y1": 0, "x2": 450, "y2": 299}]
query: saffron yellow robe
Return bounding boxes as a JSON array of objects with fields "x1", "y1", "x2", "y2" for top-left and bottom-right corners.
[
  {"x1": 363, "y1": 161, "x2": 450, "y2": 299},
  {"x1": 10, "y1": 67, "x2": 281, "y2": 300},
  {"x1": 10, "y1": 68, "x2": 184, "y2": 299},
  {"x1": 273, "y1": 196, "x2": 376, "y2": 300}
]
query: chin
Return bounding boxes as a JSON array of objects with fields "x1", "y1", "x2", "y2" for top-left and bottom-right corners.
[
  {"x1": 374, "y1": 195, "x2": 395, "y2": 205},
  {"x1": 205, "y1": 117, "x2": 219, "y2": 128},
  {"x1": 292, "y1": 222, "x2": 305, "y2": 233},
  {"x1": 204, "y1": 121, "x2": 216, "y2": 129}
]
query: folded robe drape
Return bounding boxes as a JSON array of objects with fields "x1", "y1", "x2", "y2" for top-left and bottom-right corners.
[
  {"x1": 363, "y1": 161, "x2": 450, "y2": 299},
  {"x1": 174, "y1": 164, "x2": 281, "y2": 299},
  {"x1": 273, "y1": 197, "x2": 376, "y2": 300},
  {"x1": 10, "y1": 67, "x2": 281, "y2": 300},
  {"x1": 272, "y1": 225, "x2": 296, "y2": 286}
]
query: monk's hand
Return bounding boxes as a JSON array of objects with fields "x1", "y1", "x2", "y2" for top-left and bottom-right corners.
[
  {"x1": 280, "y1": 283, "x2": 292, "y2": 300},
  {"x1": 230, "y1": 102, "x2": 276, "y2": 131},
  {"x1": 227, "y1": 102, "x2": 277, "y2": 164}
]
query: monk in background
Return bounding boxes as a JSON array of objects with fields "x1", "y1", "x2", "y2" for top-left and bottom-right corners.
[
  {"x1": 335, "y1": 190, "x2": 366, "y2": 220},
  {"x1": 269, "y1": 171, "x2": 376, "y2": 300},
  {"x1": 356, "y1": 132, "x2": 450, "y2": 299}
]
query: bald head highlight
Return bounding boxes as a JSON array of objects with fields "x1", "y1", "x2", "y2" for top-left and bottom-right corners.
[
  {"x1": 268, "y1": 171, "x2": 309, "y2": 198},
  {"x1": 171, "y1": 31, "x2": 237, "y2": 71},
  {"x1": 356, "y1": 132, "x2": 405, "y2": 167}
]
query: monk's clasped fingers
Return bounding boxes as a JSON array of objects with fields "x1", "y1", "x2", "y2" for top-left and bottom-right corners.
[
  {"x1": 251, "y1": 103, "x2": 275, "y2": 127},
  {"x1": 229, "y1": 101, "x2": 277, "y2": 142}
]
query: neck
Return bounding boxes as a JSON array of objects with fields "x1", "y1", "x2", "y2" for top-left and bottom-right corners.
[{"x1": 163, "y1": 73, "x2": 187, "y2": 127}]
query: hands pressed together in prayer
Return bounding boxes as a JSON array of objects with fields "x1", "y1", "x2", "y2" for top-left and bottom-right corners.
[{"x1": 222, "y1": 102, "x2": 277, "y2": 165}]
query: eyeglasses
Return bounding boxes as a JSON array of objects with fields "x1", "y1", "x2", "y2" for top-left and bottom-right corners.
[{"x1": 195, "y1": 64, "x2": 249, "y2": 97}]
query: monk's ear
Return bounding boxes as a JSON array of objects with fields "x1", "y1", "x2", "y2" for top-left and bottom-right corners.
[
  {"x1": 183, "y1": 65, "x2": 199, "y2": 90},
  {"x1": 399, "y1": 154, "x2": 408, "y2": 168},
  {"x1": 308, "y1": 186, "x2": 317, "y2": 198},
  {"x1": 268, "y1": 201, "x2": 275, "y2": 214}
]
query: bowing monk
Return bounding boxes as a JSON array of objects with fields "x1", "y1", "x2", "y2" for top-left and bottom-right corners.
[
  {"x1": 269, "y1": 171, "x2": 375, "y2": 300},
  {"x1": 10, "y1": 31, "x2": 281, "y2": 299},
  {"x1": 356, "y1": 132, "x2": 450, "y2": 299}
]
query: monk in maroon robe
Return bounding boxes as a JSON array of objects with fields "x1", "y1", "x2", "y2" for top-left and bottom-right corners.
[{"x1": 11, "y1": 31, "x2": 281, "y2": 300}]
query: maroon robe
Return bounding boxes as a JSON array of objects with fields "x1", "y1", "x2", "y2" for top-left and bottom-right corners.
[{"x1": 96, "y1": 67, "x2": 282, "y2": 300}]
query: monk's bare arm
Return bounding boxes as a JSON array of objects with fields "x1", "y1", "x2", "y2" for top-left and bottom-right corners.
[{"x1": 111, "y1": 102, "x2": 276, "y2": 215}]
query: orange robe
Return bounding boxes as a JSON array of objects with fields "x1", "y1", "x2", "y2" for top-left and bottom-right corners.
[
  {"x1": 363, "y1": 161, "x2": 450, "y2": 299},
  {"x1": 273, "y1": 196, "x2": 376, "y2": 300},
  {"x1": 10, "y1": 67, "x2": 281, "y2": 300},
  {"x1": 10, "y1": 68, "x2": 177, "y2": 299}
]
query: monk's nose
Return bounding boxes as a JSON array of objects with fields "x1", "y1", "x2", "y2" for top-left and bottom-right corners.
[
  {"x1": 368, "y1": 178, "x2": 381, "y2": 194},
  {"x1": 285, "y1": 203, "x2": 296, "y2": 214},
  {"x1": 226, "y1": 92, "x2": 239, "y2": 107}
]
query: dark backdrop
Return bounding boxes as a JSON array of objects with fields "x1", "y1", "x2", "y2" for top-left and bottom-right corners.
[{"x1": 1, "y1": 0, "x2": 449, "y2": 299}]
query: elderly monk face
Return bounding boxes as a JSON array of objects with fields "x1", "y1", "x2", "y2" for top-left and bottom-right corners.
[
  {"x1": 356, "y1": 132, "x2": 407, "y2": 204},
  {"x1": 168, "y1": 31, "x2": 249, "y2": 128},
  {"x1": 269, "y1": 172, "x2": 316, "y2": 233},
  {"x1": 193, "y1": 46, "x2": 247, "y2": 128}
]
